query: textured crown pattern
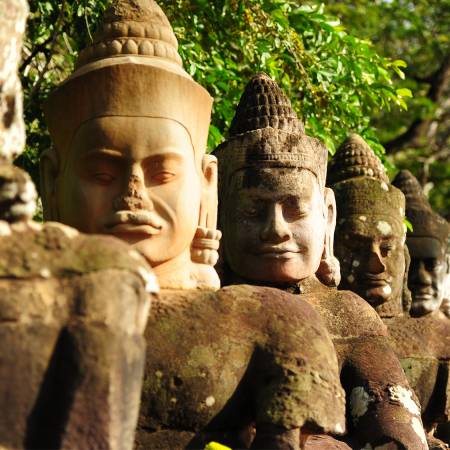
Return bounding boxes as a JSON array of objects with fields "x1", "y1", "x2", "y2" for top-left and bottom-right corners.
[
  {"x1": 228, "y1": 73, "x2": 304, "y2": 136},
  {"x1": 332, "y1": 178, "x2": 405, "y2": 233},
  {"x1": 327, "y1": 133, "x2": 388, "y2": 185},
  {"x1": 45, "y1": 0, "x2": 212, "y2": 164},
  {"x1": 392, "y1": 170, "x2": 430, "y2": 209},
  {"x1": 392, "y1": 170, "x2": 449, "y2": 245},
  {"x1": 76, "y1": 0, "x2": 182, "y2": 68},
  {"x1": 329, "y1": 134, "x2": 405, "y2": 229},
  {"x1": 214, "y1": 73, "x2": 328, "y2": 191}
]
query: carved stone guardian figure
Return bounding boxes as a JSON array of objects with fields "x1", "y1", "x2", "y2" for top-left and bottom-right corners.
[
  {"x1": 329, "y1": 134, "x2": 409, "y2": 318},
  {"x1": 42, "y1": 0, "x2": 220, "y2": 290},
  {"x1": 392, "y1": 170, "x2": 450, "y2": 318},
  {"x1": 0, "y1": 2, "x2": 156, "y2": 449},
  {"x1": 215, "y1": 74, "x2": 428, "y2": 449},
  {"x1": 330, "y1": 134, "x2": 450, "y2": 448},
  {"x1": 42, "y1": 2, "x2": 347, "y2": 448}
]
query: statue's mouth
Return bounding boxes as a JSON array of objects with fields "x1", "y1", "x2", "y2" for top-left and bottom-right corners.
[
  {"x1": 255, "y1": 246, "x2": 300, "y2": 259},
  {"x1": 106, "y1": 210, "x2": 163, "y2": 236},
  {"x1": 359, "y1": 274, "x2": 390, "y2": 287},
  {"x1": 412, "y1": 289, "x2": 435, "y2": 300}
]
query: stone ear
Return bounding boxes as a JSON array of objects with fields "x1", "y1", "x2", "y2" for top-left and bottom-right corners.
[
  {"x1": 199, "y1": 154, "x2": 218, "y2": 230},
  {"x1": 190, "y1": 154, "x2": 221, "y2": 289},
  {"x1": 316, "y1": 187, "x2": 341, "y2": 287},
  {"x1": 402, "y1": 244, "x2": 413, "y2": 312},
  {"x1": 39, "y1": 147, "x2": 60, "y2": 221}
]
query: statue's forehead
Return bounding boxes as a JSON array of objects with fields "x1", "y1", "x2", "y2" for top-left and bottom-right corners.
[
  {"x1": 233, "y1": 167, "x2": 317, "y2": 193},
  {"x1": 70, "y1": 116, "x2": 194, "y2": 161},
  {"x1": 339, "y1": 214, "x2": 404, "y2": 239},
  {"x1": 407, "y1": 236, "x2": 444, "y2": 259}
]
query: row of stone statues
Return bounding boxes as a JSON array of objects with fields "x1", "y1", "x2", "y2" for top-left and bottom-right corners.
[{"x1": 1, "y1": 0, "x2": 449, "y2": 449}]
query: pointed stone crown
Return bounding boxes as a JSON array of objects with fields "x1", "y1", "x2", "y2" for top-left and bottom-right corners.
[
  {"x1": 392, "y1": 170, "x2": 449, "y2": 245},
  {"x1": 327, "y1": 133, "x2": 388, "y2": 185},
  {"x1": 329, "y1": 134, "x2": 405, "y2": 231},
  {"x1": 45, "y1": 0, "x2": 212, "y2": 165},
  {"x1": 392, "y1": 170, "x2": 429, "y2": 209},
  {"x1": 228, "y1": 72, "x2": 304, "y2": 136},
  {"x1": 214, "y1": 73, "x2": 328, "y2": 191},
  {"x1": 76, "y1": 0, "x2": 182, "y2": 68}
]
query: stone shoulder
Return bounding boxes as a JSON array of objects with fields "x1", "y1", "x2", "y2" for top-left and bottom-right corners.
[
  {"x1": 305, "y1": 288, "x2": 388, "y2": 340},
  {"x1": 385, "y1": 315, "x2": 450, "y2": 359},
  {"x1": 0, "y1": 221, "x2": 156, "y2": 289},
  {"x1": 152, "y1": 284, "x2": 346, "y2": 435}
]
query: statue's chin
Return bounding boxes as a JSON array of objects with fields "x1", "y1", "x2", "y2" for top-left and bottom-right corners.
[
  {"x1": 410, "y1": 297, "x2": 440, "y2": 317},
  {"x1": 363, "y1": 287, "x2": 390, "y2": 307}
]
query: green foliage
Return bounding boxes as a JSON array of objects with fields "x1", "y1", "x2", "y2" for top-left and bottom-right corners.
[
  {"x1": 20, "y1": 1, "x2": 408, "y2": 187},
  {"x1": 324, "y1": 0, "x2": 450, "y2": 215},
  {"x1": 19, "y1": 0, "x2": 109, "y2": 183}
]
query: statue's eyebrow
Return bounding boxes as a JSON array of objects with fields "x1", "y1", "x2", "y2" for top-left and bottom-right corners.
[
  {"x1": 142, "y1": 151, "x2": 184, "y2": 165},
  {"x1": 81, "y1": 148, "x2": 125, "y2": 160},
  {"x1": 380, "y1": 235, "x2": 397, "y2": 242},
  {"x1": 346, "y1": 230, "x2": 370, "y2": 241}
]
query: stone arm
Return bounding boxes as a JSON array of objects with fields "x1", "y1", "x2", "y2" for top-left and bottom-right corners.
[
  {"x1": 338, "y1": 335, "x2": 428, "y2": 450},
  {"x1": 0, "y1": 225, "x2": 154, "y2": 450},
  {"x1": 251, "y1": 425, "x2": 300, "y2": 450},
  {"x1": 248, "y1": 292, "x2": 346, "y2": 450}
]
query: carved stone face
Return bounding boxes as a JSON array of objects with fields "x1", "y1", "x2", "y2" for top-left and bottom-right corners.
[
  {"x1": 407, "y1": 236, "x2": 447, "y2": 316},
  {"x1": 56, "y1": 116, "x2": 201, "y2": 267},
  {"x1": 222, "y1": 168, "x2": 328, "y2": 283},
  {"x1": 335, "y1": 216, "x2": 405, "y2": 307}
]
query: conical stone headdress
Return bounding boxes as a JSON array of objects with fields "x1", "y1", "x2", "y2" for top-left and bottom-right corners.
[
  {"x1": 327, "y1": 133, "x2": 388, "y2": 185},
  {"x1": 45, "y1": 0, "x2": 212, "y2": 164},
  {"x1": 213, "y1": 73, "x2": 328, "y2": 192},
  {"x1": 392, "y1": 170, "x2": 449, "y2": 246},
  {"x1": 328, "y1": 134, "x2": 405, "y2": 234}
]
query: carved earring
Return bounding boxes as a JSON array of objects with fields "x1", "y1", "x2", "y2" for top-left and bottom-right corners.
[
  {"x1": 316, "y1": 188, "x2": 341, "y2": 287},
  {"x1": 317, "y1": 245, "x2": 341, "y2": 288},
  {"x1": 39, "y1": 147, "x2": 60, "y2": 221}
]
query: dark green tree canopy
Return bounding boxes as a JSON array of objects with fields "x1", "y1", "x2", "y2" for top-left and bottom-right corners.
[{"x1": 19, "y1": 0, "x2": 448, "y2": 216}]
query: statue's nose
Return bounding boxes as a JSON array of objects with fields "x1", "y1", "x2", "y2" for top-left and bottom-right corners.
[
  {"x1": 416, "y1": 260, "x2": 432, "y2": 286},
  {"x1": 260, "y1": 203, "x2": 292, "y2": 244},
  {"x1": 113, "y1": 168, "x2": 154, "y2": 212},
  {"x1": 367, "y1": 245, "x2": 386, "y2": 274}
]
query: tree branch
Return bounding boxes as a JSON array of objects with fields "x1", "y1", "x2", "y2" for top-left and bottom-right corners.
[
  {"x1": 19, "y1": 36, "x2": 53, "y2": 73},
  {"x1": 27, "y1": 0, "x2": 66, "y2": 104},
  {"x1": 384, "y1": 54, "x2": 450, "y2": 154}
]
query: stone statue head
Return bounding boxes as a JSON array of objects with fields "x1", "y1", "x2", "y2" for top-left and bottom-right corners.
[
  {"x1": 214, "y1": 73, "x2": 340, "y2": 287},
  {"x1": 441, "y1": 244, "x2": 450, "y2": 318},
  {"x1": 41, "y1": 0, "x2": 220, "y2": 289},
  {"x1": 392, "y1": 170, "x2": 449, "y2": 316},
  {"x1": 329, "y1": 134, "x2": 409, "y2": 317}
]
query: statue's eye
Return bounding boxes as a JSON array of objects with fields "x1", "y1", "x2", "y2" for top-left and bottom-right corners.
[
  {"x1": 425, "y1": 258, "x2": 441, "y2": 271},
  {"x1": 85, "y1": 155, "x2": 121, "y2": 184},
  {"x1": 244, "y1": 207, "x2": 258, "y2": 217},
  {"x1": 152, "y1": 171, "x2": 176, "y2": 184},
  {"x1": 380, "y1": 243, "x2": 395, "y2": 257},
  {"x1": 92, "y1": 172, "x2": 115, "y2": 184},
  {"x1": 283, "y1": 199, "x2": 308, "y2": 221}
]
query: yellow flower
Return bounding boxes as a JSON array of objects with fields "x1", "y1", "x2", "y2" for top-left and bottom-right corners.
[{"x1": 204, "y1": 442, "x2": 232, "y2": 450}]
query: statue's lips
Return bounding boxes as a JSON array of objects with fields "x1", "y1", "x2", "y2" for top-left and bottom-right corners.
[
  {"x1": 359, "y1": 274, "x2": 390, "y2": 287},
  {"x1": 255, "y1": 247, "x2": 300, "y2": 259},
  {"x1": 412, "y1": 289, "x2": 434, "y2": 300},
  {"x1": 107, "y1": 223, "x2": 161, "y2": 236},
  {"x1": 105, "y1": 211, "x2": 163, "y2": 236}
]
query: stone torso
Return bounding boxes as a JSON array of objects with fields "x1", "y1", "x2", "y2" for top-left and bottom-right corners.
[
  {"x1": 0, "y1": 222, "x2": 151, "y2": 450},
  {"x1": 286, "y1": 278, "x2": 427, "y2": 448},
  {"x1": 385, "y1": 314, "x2": 450, "y2": 427},
  {"x1": 136, "y1": 284, "x2": 345, "y2": 450}
]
